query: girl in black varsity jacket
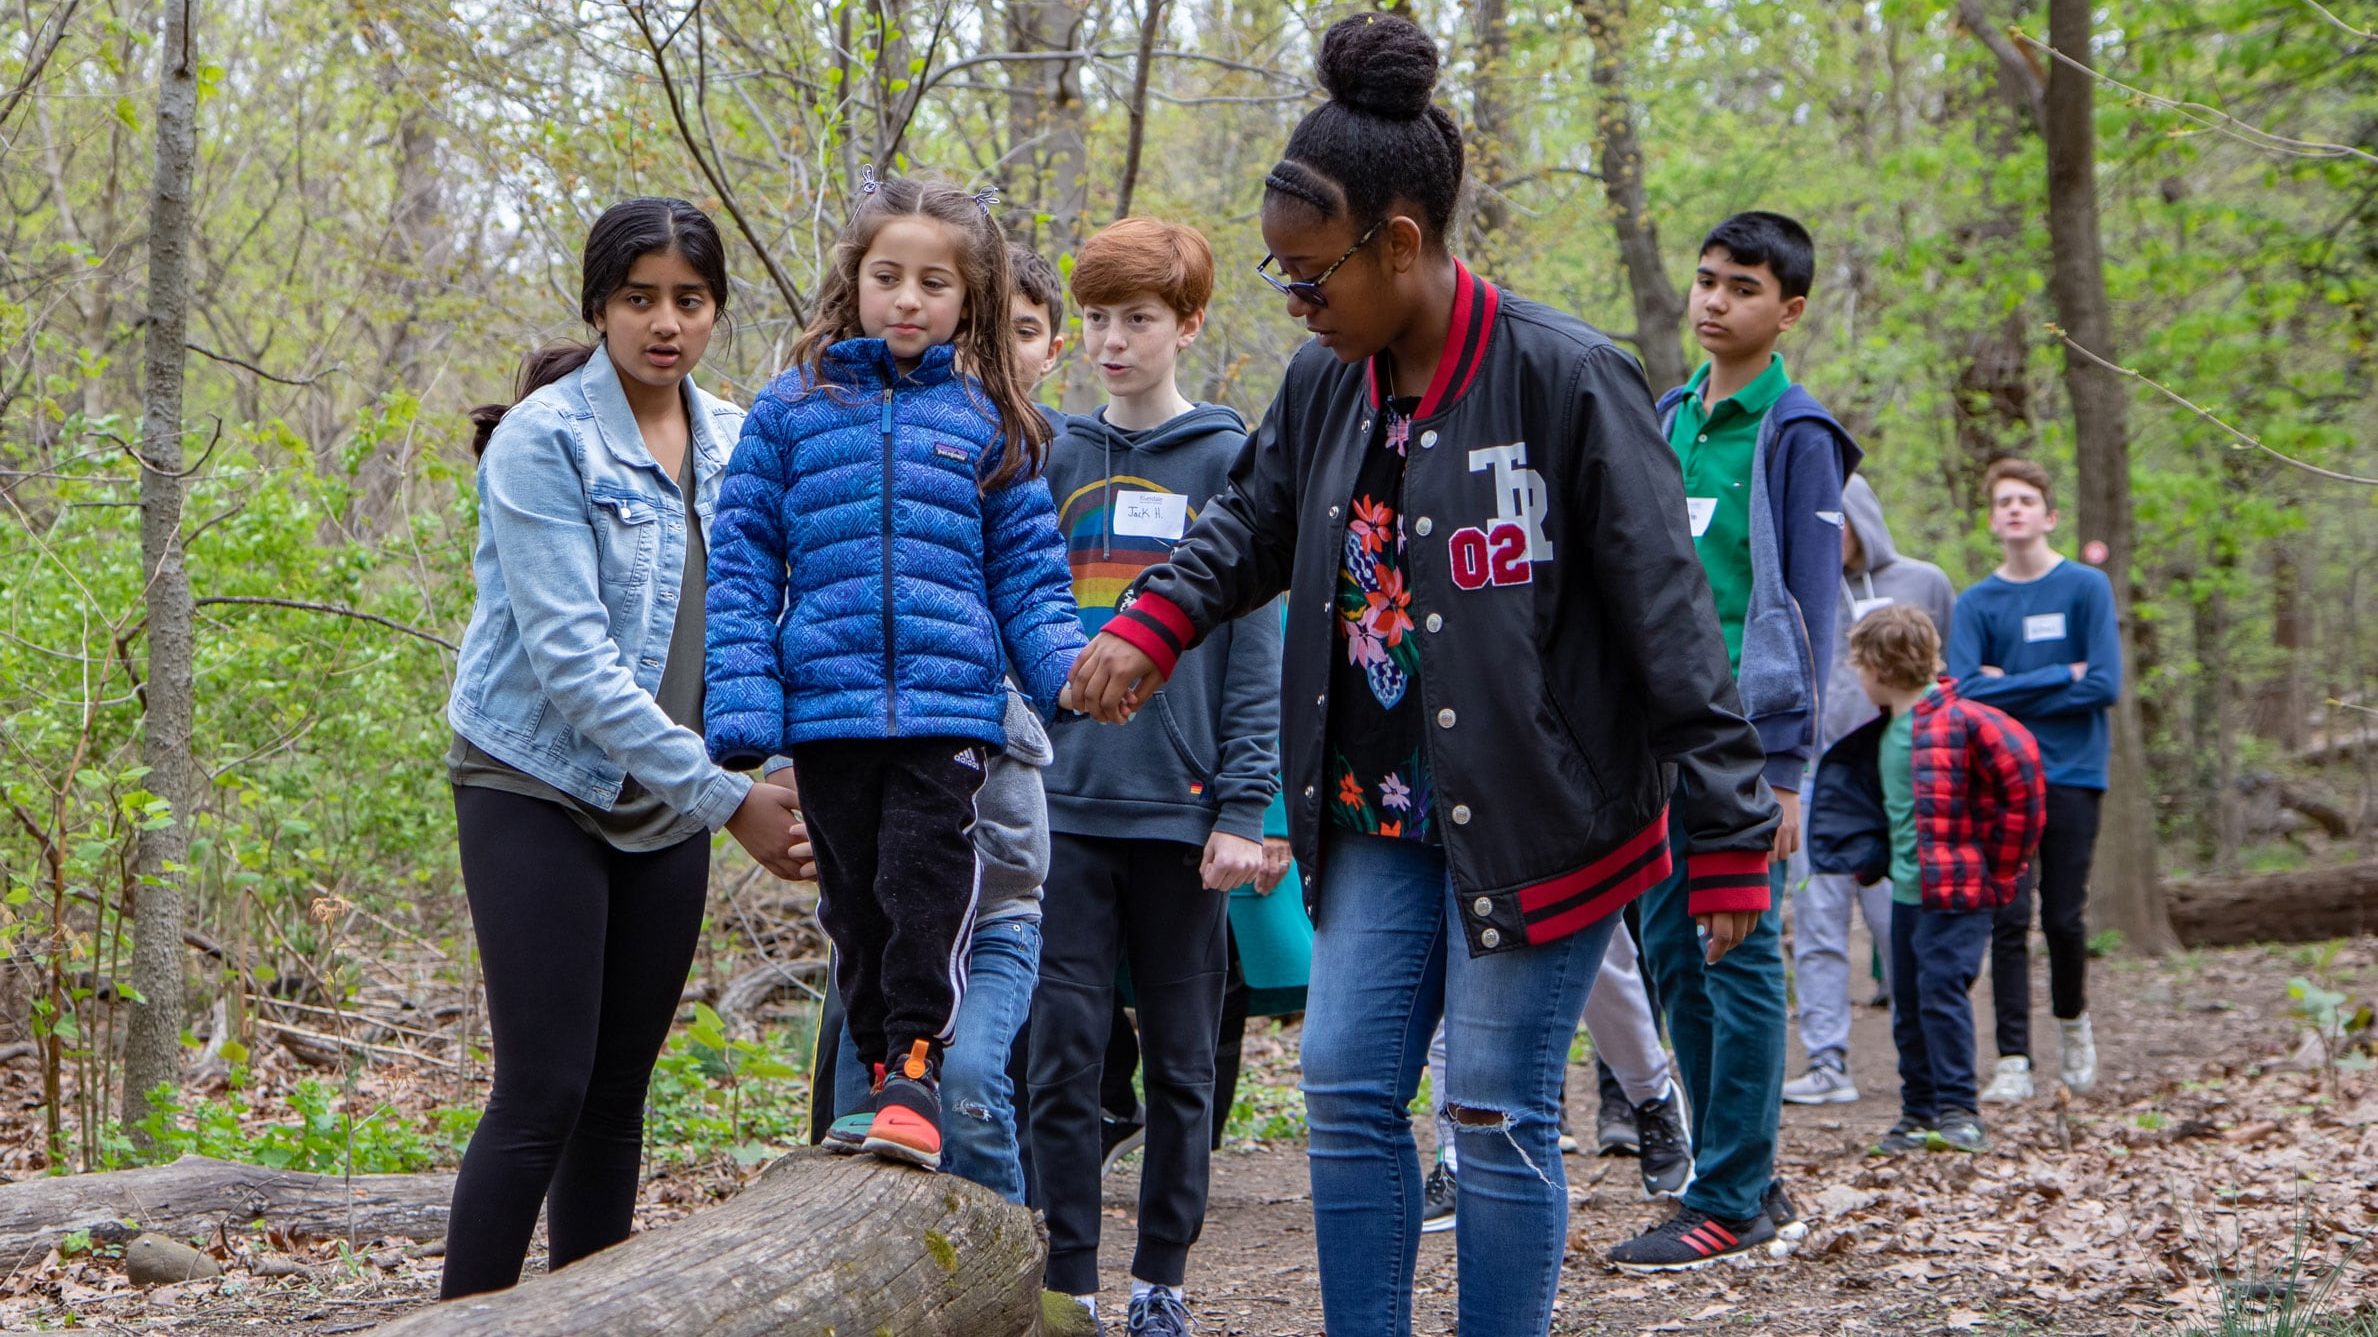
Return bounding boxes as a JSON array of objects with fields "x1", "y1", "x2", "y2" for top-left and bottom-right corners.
[{"x1": 1064, "y1": 15, "x2": 1778, "y2": 1337}]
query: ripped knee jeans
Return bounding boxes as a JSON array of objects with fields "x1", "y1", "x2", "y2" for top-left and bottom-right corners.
[{"x1": 1300, "y1": 833, "x2": 1617, "y2": 1337}]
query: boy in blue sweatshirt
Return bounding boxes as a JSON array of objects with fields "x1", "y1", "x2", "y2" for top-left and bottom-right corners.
[
  {"x1": 1026, "y1": 218, "x2": 1280, "y2": 1334},
  {"x1": 1614, "y1": 211, "x2": 1859, "y2": 1272},
  {"x1": 1947, "y1": 457, "x2": 2121, "y2": 1102}
]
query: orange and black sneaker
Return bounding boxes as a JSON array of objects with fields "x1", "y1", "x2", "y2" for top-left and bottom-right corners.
[
  {"x1": 862, "y1": 1039, "x2": 943, "y2": 1170},
  {"x1": 824, "y1": 1062, "x2": 887, "y2": 1155}
]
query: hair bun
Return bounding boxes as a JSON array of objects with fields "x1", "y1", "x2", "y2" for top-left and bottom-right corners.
[{"x1": 1315, "y1": 12, "x2": 1439, "y2": 121}]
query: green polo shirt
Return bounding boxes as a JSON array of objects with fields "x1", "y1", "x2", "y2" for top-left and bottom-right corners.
[
  {"x1": 1881, "y1": 706, "x2": 1921, "y2": 905},
  {"x1": 1668, "y1": 354, "x2": 1790, "y2": 672}
]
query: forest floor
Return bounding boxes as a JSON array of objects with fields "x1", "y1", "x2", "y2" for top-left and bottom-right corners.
[{"x1": 2, "y1": 933, "x2": 2373, "y2": 1335}]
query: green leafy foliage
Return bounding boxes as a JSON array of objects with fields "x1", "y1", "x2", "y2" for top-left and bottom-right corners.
[
  {"x1": 129, "y1": 1075, "x2": 479, "y2": 1175},
  {"x1": 646, "y1": 1009, "x2": 814, "y2": 1169}
]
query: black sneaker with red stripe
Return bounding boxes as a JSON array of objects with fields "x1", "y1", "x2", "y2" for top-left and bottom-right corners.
[{"x1": 1607, "y1": 1203, "x2": 1778, "y2": 1273}]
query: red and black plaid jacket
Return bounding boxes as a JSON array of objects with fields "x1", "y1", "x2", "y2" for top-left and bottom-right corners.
[{"x1": 1806, "y1": 678, "x2": 2046, "y2": 912}]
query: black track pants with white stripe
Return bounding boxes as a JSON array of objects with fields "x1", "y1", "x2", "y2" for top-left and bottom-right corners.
[{"x1": 791, "y1": 737, "x2": 986, "y2": 1072}]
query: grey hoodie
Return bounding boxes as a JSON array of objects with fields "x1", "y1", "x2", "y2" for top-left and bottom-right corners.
[
  {"x1": 1818, "y1": 475, "x2": 1957, "y2": 750},
  {"x1": 1041, "y1": 404, "x2": 1282, "y2": 845},
  {"x1": 974, "y1": 686, "x2": 1054, "y2": 923}
]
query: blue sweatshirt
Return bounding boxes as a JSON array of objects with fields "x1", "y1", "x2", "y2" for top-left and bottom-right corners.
[{"x1": 1944, "y1": 558, "x2": 2121, "y2": 790}]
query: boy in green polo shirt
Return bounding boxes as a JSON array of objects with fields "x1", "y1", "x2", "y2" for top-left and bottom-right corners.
[{"x1": 1611, "y1": 211, "x2": 1861, "y2": 1271}]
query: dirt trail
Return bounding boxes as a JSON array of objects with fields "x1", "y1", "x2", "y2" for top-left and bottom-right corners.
[{"x1": 5, "y1": 937, "x2": 2371, "y2": 1335}]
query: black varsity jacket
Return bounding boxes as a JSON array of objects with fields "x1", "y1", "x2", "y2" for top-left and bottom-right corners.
[{"x1": 1103, "y1": 263, "x2": 1778, "y2": 957}]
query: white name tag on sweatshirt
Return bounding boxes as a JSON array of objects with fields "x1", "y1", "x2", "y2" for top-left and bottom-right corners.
[
  {"x1": 1113, "y1": 490, "x2": 1187, "y2": 540},
  {"x1": 2024, "y1": 612, "x2": 2068, "y2": 643},
  {"x1": 1851, "y1": 595, "x2": 1895, "y2": 623},
  {"x1": 1686, "y1": 497, "x2": 1717, "y2": 538}
]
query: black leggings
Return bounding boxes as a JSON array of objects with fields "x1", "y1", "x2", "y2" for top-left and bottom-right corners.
[
  {"x1": 1990, "y1": 783, "x2": 2102, "y2": 1059},
  {"x1": 440, "y1": 786, "x2": 709, "y2": 1299}
]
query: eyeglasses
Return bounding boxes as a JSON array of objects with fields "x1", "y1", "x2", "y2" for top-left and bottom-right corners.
[{"x1": 1255, "y1": 220, "x2": 1385, "y2": 310}]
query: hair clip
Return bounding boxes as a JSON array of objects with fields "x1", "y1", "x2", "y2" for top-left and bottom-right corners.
[
  {"x1": 859, "y1": 164, "x2": 882, "y2": 196},
  {"x1": 971, "y1": 187, "x2": 1000, "y2": 217}
]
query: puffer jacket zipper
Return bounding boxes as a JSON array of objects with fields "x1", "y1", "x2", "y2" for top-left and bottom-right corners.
[{"x1": 880, "y1": 384, "x2": 898, "y2": 733}]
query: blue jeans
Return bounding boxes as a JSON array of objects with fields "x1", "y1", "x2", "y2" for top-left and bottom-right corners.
[
  {"x1": 834, "y1": 917, "x2": 1042, "y2": 1203},
  {"x1": 1636, "y1": 790, "x2": 1788, "y2": 1223},
  {"x1": 1889, "y1": 902, "x2": 1993, "y2": 1122},
  {"x1": 1302, "y1": 834, "x2": 1614, "y2": 1337}
]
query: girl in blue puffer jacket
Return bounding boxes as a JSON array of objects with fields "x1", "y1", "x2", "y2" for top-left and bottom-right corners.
[{"x1": 705, "y1": 173, "x2": 1084, "y2": 1171}]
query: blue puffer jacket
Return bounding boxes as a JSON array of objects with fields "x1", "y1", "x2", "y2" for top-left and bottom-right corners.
[{"x1": 704, "y1": 339, "x2": 1084, "y2": 764}]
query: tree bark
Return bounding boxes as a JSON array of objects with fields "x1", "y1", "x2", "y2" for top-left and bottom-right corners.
[
  {"x1": 2166, "y1": 861, "x2": 2378, "y2": 948},
  {"x1": 1464, "y1": 0, "x2": 1513, "y2": 277},
  {"x1": 372, "y1": 1149, "x2": 1048, "y2": 1336},
  {"x1": 359, "y1": 91, "x2": 445, "y2": 529},
  {"x1": 1004, "y1": 0, "x2": 1090, "y2": 258},
  {"x1": 0, "y1": 1154, "x2": 453, "y2": 1259},
  {"x1": 1003, "y1": 0, "x2": 1089, "y2": 409},
  {"x1": 1577, "y1": 0, "x2": 1687, "y2": 393},
  {"x1": 123, "y1": 0, "x2": 202, "y2": 1149},
  {"x1": 2039, "y1": 0, "x2": 2173, "y2": 952}
]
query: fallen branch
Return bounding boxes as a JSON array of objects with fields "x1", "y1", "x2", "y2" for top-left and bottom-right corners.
[
  {"x1": 0, "y1": 1154, "x2": 452, "y2": 1258},
  {"x1": 2168, "y1": 860, "x2": 2378, "y2": 947}
]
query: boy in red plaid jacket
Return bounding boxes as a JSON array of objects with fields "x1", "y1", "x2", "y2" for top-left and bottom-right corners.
[{"x1": 1806, "y1": 604, "x2": 2045, "y2": 1153}]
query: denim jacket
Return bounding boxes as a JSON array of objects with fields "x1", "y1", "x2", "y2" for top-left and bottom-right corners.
[{"x1": 448, "y1": 345, "x2": 753, "y2": 830}]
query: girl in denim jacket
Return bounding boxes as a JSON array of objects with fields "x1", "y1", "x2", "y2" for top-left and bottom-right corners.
[
  {"x1": 440, "y1": 198, "x2": 806, "y2": 1300},
  {"x1": 705, "y1": 174, "x2": 1082, "y2": 1172}
]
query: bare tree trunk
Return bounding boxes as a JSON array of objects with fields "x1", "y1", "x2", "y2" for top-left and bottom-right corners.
[
  {"x1": 1003, "y1": 0, "x2": 1089, "y2": 408},
  {"x1": 2039, "y1": 0, "x2": 2172, "y2": 952},
  {"x1": 123, "y1": 0, "x2": 201, "y2": 1148},
  {"x1": 1464, "y1": 0, "x2": 1513, "y2": 277},
  {"x1": 1004, "y1": 0, "x2": 1089, "y2": 258},
  {"x1": 1577, "y1": 0, "x2": 1686, "y2": 392},
  {"x1": 2264, "y1": 540, "x2": 2309, "y2": 748},
  {"x1": 359, "y1": 93, "x2": 445, "y2": 528},
  {"x1": 1960, "y1": 0, "x2": 2171, "y2": 949},
  {"x1": 1113, "y1": 0, "x2": 1167, "y2": 220}
]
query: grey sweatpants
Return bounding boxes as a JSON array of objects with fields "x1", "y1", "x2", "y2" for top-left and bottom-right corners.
[{"x1": 1787, "y1": 847, "x2": 1896, "y2": 1067}]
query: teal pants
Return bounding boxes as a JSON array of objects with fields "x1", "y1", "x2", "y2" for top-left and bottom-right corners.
[{"x1": 1635, "y1": 787, "x2": 1788, "y2": 1223}]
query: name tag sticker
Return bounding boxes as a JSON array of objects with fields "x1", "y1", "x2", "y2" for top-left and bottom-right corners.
[
  {"x1": 1851, "y1": 595, "x2": 1895, "y2": 623},
  {"x1": 1113, "y1": 490, "x2": 1188, "y2": 540},
  {"x1": 1686, "y1": 497, "x2": 1718, "y2": 538},
  {"x1": 2024, "y1": 612, "x2": 2068, "y2": 643}
]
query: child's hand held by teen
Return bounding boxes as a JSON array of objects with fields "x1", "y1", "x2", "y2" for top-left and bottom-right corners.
[{"x1": 1067, "y1": 631, "x2": 1165, "y2": 723}]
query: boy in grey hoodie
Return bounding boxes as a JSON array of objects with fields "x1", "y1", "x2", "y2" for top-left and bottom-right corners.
[
  {"x1": 1027, "y1": 218, "x2": 1280, "y2": 1333},
  {"x1": 1781, "y1": 474, "x2": 1956, "y2": 1104}
]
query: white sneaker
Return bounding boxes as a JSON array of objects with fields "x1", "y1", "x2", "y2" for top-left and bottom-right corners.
[
  {"x1": 1978, "y1": 1055, "x2": 2033, "y2": 1103},
  {"x1": 2059, "y1": 1015, "x2": 2098, "y2": 1094},
  {"x1": 1780, "y1": 1061, "x2": 1860, "y2": 1105}
]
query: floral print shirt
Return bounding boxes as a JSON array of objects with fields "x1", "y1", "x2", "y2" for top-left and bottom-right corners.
[{"x1": 1327, "y1": 397, "x2": 1435, "y2": 844}]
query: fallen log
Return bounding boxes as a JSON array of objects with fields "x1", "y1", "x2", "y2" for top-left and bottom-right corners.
[
  {"x1": 2168, "y1": 860, "x2": 2378, "y2": 947},
  {"x1": 0, "y1": 1154, "x2": 451, "y2": 1260},
  {"x1": 371, "y1": 1147, "x2": 1045, "y2": 1337}
]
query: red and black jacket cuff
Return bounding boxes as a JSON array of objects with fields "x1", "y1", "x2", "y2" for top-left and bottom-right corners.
[
  {"x1": 1103, "y1": 590, "x2": 1194, "y2": 679},
  {"x1": 1685, "y1": 848, "x2": 1772, "y2": 916}
]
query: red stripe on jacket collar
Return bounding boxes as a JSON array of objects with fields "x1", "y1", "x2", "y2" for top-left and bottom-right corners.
[{"x1": 1365, "y1": 261, "x2": 1500, "y2": 420}]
